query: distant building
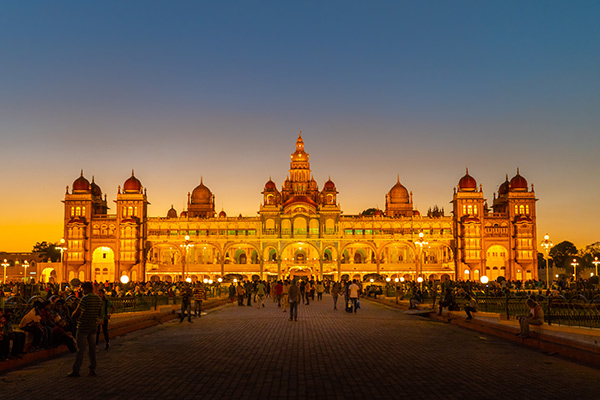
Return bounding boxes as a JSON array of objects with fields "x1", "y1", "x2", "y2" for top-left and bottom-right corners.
[
  {"x1": 58, "y1": 134, "x2": 538, "y2": 283},
  {"x1": 0, "y1": 252, "x2": 44, "y2": 283}
]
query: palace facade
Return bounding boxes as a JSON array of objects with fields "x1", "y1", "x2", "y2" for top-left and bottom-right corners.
[{"x1": 60, "y1": 134, "x2": 538, "y2": 284}]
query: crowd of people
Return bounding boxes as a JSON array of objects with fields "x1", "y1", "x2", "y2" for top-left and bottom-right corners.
[{"x1": 2, "y1": 273, "x2": 598, "y2": 363}]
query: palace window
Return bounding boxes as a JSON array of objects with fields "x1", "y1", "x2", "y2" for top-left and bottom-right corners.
[{"x1": 344, "y1": 229, "x2": 353, "y2": 235}]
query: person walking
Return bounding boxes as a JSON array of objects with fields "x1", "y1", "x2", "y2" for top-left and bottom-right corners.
[
  {"x1": 348, "y1": 279, "x2": 360, "y2": 313},
  {"x1": 331, "y1": 281, "x2": 341, "y2": 310},
  {"x1": 281, "y1": 280, "x2": 290, "y2": 313},
  {"x1": 316, "y1": 281, "x2": 325, "y2": 301},
  {"x1": 68, "y1": 282, "x2": 102, "y2": 377},
  {"x1": 95, "y1": 289, "x2": 115, "y2": 350},
  {"x1": 228, "y1": 283, "x2": 236, "y2": 303},
  {"x1": 288, "y1": 280, "x2": 300, "y2": 321},
  {"x1": 275, "y1": 280, "x2": 283, "y2": 307},
  {"x1": 236, "y1": 281, "x2": 246, "y2": 306},
  {"x1": 194, "y1": 284, "x2": 206, "y2": 317},
  {"x1": 300, "y1": 280, "x2": 307, "y2": 305},
  {"x1": 180, "y1": 285, "x2": 193, "y2": 323},
  {"x1": 256, "y1": 280, "x2": 267, "y2": 308}
]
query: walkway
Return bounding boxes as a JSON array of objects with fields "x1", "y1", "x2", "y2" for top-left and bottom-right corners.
[{"x1": 2, "y1": 295, "x2": 599, "y2": 399}]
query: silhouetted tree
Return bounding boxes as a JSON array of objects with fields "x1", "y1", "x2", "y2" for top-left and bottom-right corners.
[
  {"x1": 549, "y1": 241, "x2": 577, "y2": 269},
  {"x1": 32, "y1": 241, "x2": 61, "y2": 262}
]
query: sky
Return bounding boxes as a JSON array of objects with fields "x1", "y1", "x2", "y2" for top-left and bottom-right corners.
[{"x1": 1, "y1": 1, "x2": 599, "y2": 252}]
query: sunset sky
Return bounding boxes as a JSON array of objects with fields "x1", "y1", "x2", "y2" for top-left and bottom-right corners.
[{"x1": 1, "y1": 1, "x2": 599, "y2": 252}]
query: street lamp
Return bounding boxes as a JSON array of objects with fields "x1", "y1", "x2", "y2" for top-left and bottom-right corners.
[
  {"x1": 2, "y1": 259, "x2": 9, "y2": 284},
  {"x1": 180, "y1": 235, "x2": 194, "y2": 282},
  {"x1": 540, "y1": 234, "x2": 553, "y2": 289},
  {"x1": 23, "y1": 260, "x2": 29, "y2": 283},
  {"x1": 571, "y1": 258, "x2": 579, "y2": 280},
  {"x1": 593, "y1": 257, "x2": 600, "y2": 277},
  {"x1": 414, "y1": 232, "x2": 428, "y2": 281},
  {"x1": 57, "y1": 238, "x2": 68, "y2": 283}
]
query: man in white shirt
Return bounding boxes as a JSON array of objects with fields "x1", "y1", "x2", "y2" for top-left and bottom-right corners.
[{"x1": 348, "y1": 280, "x2": 360, "y2": 313}]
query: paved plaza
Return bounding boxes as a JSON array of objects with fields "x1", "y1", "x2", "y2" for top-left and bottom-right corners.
[{"x1": 2, "y1": 295, "x2": 599, "y2": 399}]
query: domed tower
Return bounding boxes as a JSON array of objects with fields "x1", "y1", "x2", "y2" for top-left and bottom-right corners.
[
  {"x1": 63, "y1": 170, "x2": 94, "y2": 277},
  {"x1": 385, "y1": 176, "x2": 414, "y2": 217},
  {"x1": 187, "y1": 177, "x2": 215, "y2": 218},
  {"x1": 167, "y1": 205, "x2": 178, "y2": 218},
  {"x1": 451, "y1": 169, "x2": 485, "y2": 279},
  {"x1": 116, "y1": 170, "x2": 149, "y2": 279},
  {"x1": 281, "y1": 132, "x2": 320, "y2": 204},
  {"x1": 262, "y1": 177, "x2": 281, "y2": 206},
  {"x1": 321, "y1": 177, "x2": 338, "y2": 206},
  {"x1": 90, "y1": 177, "x2": 108, "y2": 215}
]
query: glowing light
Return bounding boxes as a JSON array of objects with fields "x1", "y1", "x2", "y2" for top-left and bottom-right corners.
[
  {"x1": 480, "y1": 276, "x2": 489, "y2": 284},
  {"x1": 208, "y1": 279, "x2": 213, "y2": 284},
  {"x1": 217, "y1": 278, "x2": 222, "y2": 283},
  {"x1": 203, "y1": 278, "x2": 208, "y2": 283},
  {"x1": 120, "y1": 275, "x2": 130, "y2": 284},
  {"x1": 417, "y1": 277, "x2": 423, "y2": 283},
  {"x1": 233, "y1": 278, "x2": 237, "y2": 283},
  {"x1": 400, "y1": 277, "x2": 405, "y2": 282},
  {"x1": 186, "y1": 277, "x2": 192, "y2": 283}
]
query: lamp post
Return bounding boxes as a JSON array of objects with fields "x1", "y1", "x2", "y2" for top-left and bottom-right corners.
[
  {"x1": 23, "y1": 260, "x2": 29, "y2": 283},
  {"x1": 180, "y1": 235, "x2": 193, "y2": 282},
  {"x1": 414, "y1": 232, "x2": 428, "y2": 281},
  {"x1": 540, "y1": 234, "x2": 553, "y2": 289},
  {"x1": 2, "y1": 259, "x2": 9, "y2": 284},
  {"x1": 571, "y1": 258, "x2": 579, "y2": 280},
  {"x1": 593, "y1": 257, "x2": 600, "y2": 278},
  {"x1": 57, "y1": 238, "x2": 68, "y2": 284}
]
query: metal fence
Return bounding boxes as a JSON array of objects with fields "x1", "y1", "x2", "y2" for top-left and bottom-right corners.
[{"x1": 388, "y1": 288, "x2": 600, "y2": 329}]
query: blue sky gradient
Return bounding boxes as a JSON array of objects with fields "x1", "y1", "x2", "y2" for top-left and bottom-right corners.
[{"x1": 1, "y1": 1, "x2": 599, "y2": 251}]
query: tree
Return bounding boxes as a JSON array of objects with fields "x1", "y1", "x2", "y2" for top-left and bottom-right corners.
[
  {"x1": 548, "y1": 241, "x2": 578, "y2": 269},
  {"x1": 579, "y1": 241, "x2": 600, "y2": 269},
  {"x1": 33, "y1": 241, "x2": 61, "y2": 262},
  {"x1": 360, "y1": 208, "x2": 378, "y2": 216}
]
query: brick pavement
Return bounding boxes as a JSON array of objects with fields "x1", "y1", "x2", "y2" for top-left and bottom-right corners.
[{"x1": 1, "y1": 295, "x2": 599, "y2": 399}]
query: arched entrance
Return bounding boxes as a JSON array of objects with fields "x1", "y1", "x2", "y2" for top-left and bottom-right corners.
[
  {"x1": 92, "y1": 247, "x2": 116, "y2": 283},
  {"x1": 288, "y1": 266, "x2": 313, "y2": 280},
  {"x1": 486, "y1": 245, "x2": 508, "y2": 281},
  {"x1": 41, "y1": 268, "x2": 56, "y2": 283}
]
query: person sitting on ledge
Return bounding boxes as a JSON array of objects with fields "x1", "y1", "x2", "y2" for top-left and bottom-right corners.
[
  {"x1": 517, "y1": 298, "x2": 544, "y2": 338},
  {"x1": 464, "y1": 294, "x2": 477, "y2": 320}
]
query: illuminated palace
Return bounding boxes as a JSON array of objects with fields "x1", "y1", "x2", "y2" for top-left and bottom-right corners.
[{"x1": 60, "y1": 134, "x2": 538, "y2": 284}]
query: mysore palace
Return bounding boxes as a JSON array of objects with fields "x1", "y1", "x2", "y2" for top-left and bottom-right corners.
[{"x1": 57, "y1": 134, "x2": 538, "y2": 284}]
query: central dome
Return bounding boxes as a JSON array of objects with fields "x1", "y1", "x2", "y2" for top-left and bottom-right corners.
[
  {"x1": 389, "y1": 177, "x2": 409, "y2": 204},
  {"x1": 191, "y1": 178, "x2": 213, "y2": 204}
]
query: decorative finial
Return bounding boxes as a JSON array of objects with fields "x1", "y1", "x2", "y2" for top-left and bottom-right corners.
[
  {"x1": 506, "y1": 174, "x2": 509, "y2": 181},
  {"x1": 131, "y1": 169, "x2": 135, "y2": 176},
  {"x1": 466, "y1": 167, "x2": 469, "y2": 174},
  {"x1": 201, "y1": 176, "x2": 203, "y2": 184},
  {"x1": 66, "y1": 185, "x2": 69, "y2": 194},
  {"x1": 80, "y1": 169, "x2": 84, "y2": 177},
  {"x1": 517, "y1": 167, "x2": 520, "y2": 175},
  {"x1": 92, "y1": 175, "x2": 95, "y2": 183},
  {"x1": 397, "y1": 174, "x2": 400, "y2": 184}
]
